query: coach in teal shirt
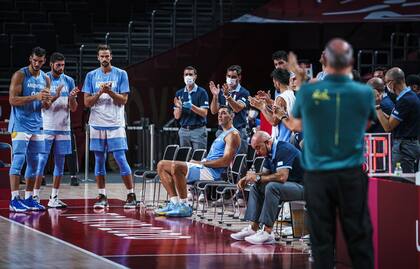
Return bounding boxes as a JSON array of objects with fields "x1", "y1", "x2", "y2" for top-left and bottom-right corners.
[
  {"x1": 291, "y1": 39, "x2": 374, "y2": 269},
  {"x1": 292, "y1": 74, "x2": 376, "y2": 171}
]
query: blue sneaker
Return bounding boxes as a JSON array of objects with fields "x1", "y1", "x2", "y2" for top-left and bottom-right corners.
[
  {"x1": 9, "y1": 197, "x2": 28, "y2": 213},
  {"x1": 21, "y1": 196, "x2": 46, "y2": 211},
  {"x1": 154, "y1": 202, "x2": 176, "y2": 216},
  {"x1": 166, "y1": 203, "x2": 193, "y2": 217}
]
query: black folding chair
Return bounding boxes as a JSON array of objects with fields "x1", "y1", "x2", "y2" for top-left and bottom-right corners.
[{"x1": 190, "y1": 149, "x2": 207, "y2": 161}]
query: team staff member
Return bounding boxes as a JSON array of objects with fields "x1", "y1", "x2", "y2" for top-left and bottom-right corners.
[
  {"x1": 292, "y1": 38, "x2": 374, "y2": 269},
  {"x1": 83, "y1": 44, "x2": 137, "y2": 209},
  {"x1": 174, "y1": 66, "x2": 209, "y2": 150},
  {"x1": 210, "y1": 65, "x2": 250, "y2": 153},
  {"x1": 8, "y1": 47, "x2": 51, "y2": 212},
  {"x1": 377, "y1": 67, "x2": 420, "y2": 173}
]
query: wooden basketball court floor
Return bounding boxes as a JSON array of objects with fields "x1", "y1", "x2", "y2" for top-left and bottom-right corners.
[{"x1": 0, "y1": 183, "x2": 311, "y2": 269}]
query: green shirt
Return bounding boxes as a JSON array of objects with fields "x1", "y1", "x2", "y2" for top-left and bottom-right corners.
[{"x1": 292, "y1": 75, "x2": 376, "y2": 171}]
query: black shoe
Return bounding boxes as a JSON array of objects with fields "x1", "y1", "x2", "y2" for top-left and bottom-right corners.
[
  {"x1": 70, "y1": 176, "x2": 79, "y2": 186},
  {"x1": 93, "y1": 194, "x2": 108, "y2": 209},
  {"x1": 41, "y1": 177, "x2": 46, "y2": 186},
  {"x1": 124, "y1": 193, "x2": 137, "y2": 209}
]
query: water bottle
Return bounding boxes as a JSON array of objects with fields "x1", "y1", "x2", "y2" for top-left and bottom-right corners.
[
  {"x1": 250, "y1": 164, "x2": 256, "y2": 173},
  {"x1": 394, "y1": 162, "x2": 403, "y2": 176}
]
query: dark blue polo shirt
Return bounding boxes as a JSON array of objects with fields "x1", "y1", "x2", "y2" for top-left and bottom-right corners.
[
  {"x1": 390, "y1": 88, "x2": 420, "y2": 139},
  {"x1": 175, "y1": 85, "x2": 209, "y2": 128},
  {"x1": 262, "y1": 140, "x2": 304, "y2": 184},
  {"x1": 380, "y1": 93, "x2": 395, "y2": 116},
  {"x1": 218, "y1": 84, "x2": 250, "y2": 129}
]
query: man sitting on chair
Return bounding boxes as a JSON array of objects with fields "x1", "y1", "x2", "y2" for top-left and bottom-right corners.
[
  {"x1": 231, "y1": 131, "x2": 304, "y2": 244},
  {"x1": 155, "y1": 106, "x2": 241, "y2": 217}
]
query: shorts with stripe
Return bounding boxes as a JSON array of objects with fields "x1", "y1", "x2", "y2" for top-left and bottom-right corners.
[
  {"x1": 11, "y1": 132, "x2": 45, "y2": 154},
  {"x1": 44, "y1": 132, "x2": 72, "y2": 155},
  {"x1": 90, "y1": 126, "x2": 128, "y2": 152},
  {"x1": 185, "y1": 162, "x2": 216, "y2": 184}
]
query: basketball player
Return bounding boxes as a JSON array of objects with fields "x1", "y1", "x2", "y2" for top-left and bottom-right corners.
[
  {"x1": 8, "y1": 47, "x2": 51, "y2": 212},
  {"x1": 34, "y1": 52, "x2": 79, "y2": 208},
  {"x1": 82, "y1": 44, "x2": 137, "y2": 209}
]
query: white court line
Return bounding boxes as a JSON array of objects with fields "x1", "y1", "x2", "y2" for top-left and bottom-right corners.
[
  {"x1": 103, "y1": 252, "x2": 308, "y2": 258},
  {"x1": 0, "y1": 216, "x2": 127, "y2": 269},
  {"x1": 62, "y1": 213, "x2": 119, "y2": 216},
  {"x1": 123, "y1": 236, "x2": 191, "y2": 240}
]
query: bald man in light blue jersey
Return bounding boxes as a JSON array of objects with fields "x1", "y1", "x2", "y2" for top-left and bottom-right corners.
[
  {"x1": 155, "y1": 106, "x2": 241, "y2": 217},
  {"x1": 8, "y1": 47, "x2": 51, "y2": 212},
  {"x1": 83, "y1": 44, "x2": 136, "y2": 209}
]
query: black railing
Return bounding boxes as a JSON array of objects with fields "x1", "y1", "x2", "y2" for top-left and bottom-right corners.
[{"x1": 390, "y1": 32, "x2": 420, "y2": 65}]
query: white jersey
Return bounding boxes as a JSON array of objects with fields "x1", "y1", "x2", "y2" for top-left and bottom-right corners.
[
  {"x1": 272, "y1": 89, "x2": 296, "y2": 139},
  {"x1": 42, "y1": 72, "x2": 75, "y2": 132},
  {"x1": 82, "y1": 67, "x2": 130, "y2": 128}
]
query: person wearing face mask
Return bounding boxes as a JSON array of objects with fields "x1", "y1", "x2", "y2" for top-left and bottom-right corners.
[
  {"x1": 377, "y1": 67, "x2": 420, "y2": 173},
  {"x1": 174, "y1": 66, "x2": 209, "y2": 150},
  {"x1": 210, "y1": 65, "x2": 250, "y2": 154}
]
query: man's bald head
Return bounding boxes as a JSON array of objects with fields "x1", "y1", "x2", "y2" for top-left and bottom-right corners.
[
  {"x1": 250, "y1": 131, "x2": 273, "y2": 157},
  {"x1": 385, "y1": 67, "x2": 405, "y2": 85},
  {"x1": 367, "y1": 77, "x2": 385, "y2": 92},
  {"x1": 324, "y1": 38, "x2": 353, "y2": 71},
  {"x1": 251, "y1": 131, "x2": 271, "y2": 144}
]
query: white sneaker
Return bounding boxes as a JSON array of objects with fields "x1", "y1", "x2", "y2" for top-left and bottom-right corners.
[
  {"x1": 235, "y1": 198, "x2": 246, "y2": 207},
  {"x1": 245, "y1": 230, "x2": 276, "y2": 244},
  {"x1": 198, "y1": 193, "x2": 205, "y2": 203},
  {"x1": 281, "y1": 226, "x2": 293, "y2": 236},
  {"x1": 187, "y1": 191, "x2": 194, "y2": 201},
  {"x1": 230, "y1": 225, "x2": 257, "y2": 240},
  {"x1": 48, "y1": 196, "x2": 67, "y2": 208},
  {"x1": 212, "y1": 197, "x2": 233, "y2": 207}
]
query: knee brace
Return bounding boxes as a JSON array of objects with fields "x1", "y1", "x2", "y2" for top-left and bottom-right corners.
[
  {"x1": 24, "y1": 152, "x2": 38, "y2": 179},
  {"x1": 53, "y1": 154, "x2": 66, "y2": 177},
  {"x1": 94, "y1": 151, "x2": 107, "y2": 176},
  {"x1": 112, "y1": 150, "x2": 132, "y2": 176},
  {"x1": 36, "y1": 153, "x2": 50, "y2": 176},
  {"x1": 9, "y1": 153, "x2": 25, "y2": 176}
]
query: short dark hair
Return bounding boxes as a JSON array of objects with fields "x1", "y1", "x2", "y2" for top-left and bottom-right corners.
[
  {"x1": 271, "y1": 68, "x2": 290, "y2": 85},
  {"x1": 219, "y1": 105, "x2": 234, "y2": 116},
  {"x1": 50, "y1": 52, "x2": 65, "y2": 63},
  {"x1": 272, "y1": 50, "x2": 287, "y2": 61},
  {"x1": 31, "y1": 47, "x2": 46, "y2": 57},
  {"x1": 97, "y1": 44, "x2": 112, "y2": 54},
  {"x1": 406, "y1": 74, "x2": 420, "y2": 87},
  {"x1": 374, "y1": 66, "x2": 388, "y2": 73},
  {"x1": 184, "y1": 66, "x2": 197, "y2": 75},
  {"x1": 227, "y1": 65, "x2": 242, "y2": 75}
]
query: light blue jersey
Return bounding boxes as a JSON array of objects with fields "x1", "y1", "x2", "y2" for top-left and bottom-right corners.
[
  {"x1": 82, "y1": 67, "x2": 129, "y2": 129},
  {"x1": 204, "y1": 127, "x2": 239, "y2": 179},
  {"x1": 8, "y1": 67, "x2": 47, "y2": 134}
]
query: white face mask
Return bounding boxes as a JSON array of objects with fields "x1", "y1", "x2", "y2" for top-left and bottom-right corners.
[
  {"x1": 184, "y1": 75, "x2": 195, "y2": 86},
  {"x1": 226, "y1": 77, "x2": 237, "y2": 86},
  {"x1": 386, "y1": 82, "x2": 394, "y2": 94}
]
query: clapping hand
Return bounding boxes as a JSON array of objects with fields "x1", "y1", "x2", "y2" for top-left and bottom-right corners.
[
  {"x1": 69, "y1": 87, "x2": 80, "y2": 99},
  {"x1": 256, "y1": 90, "x2": 273, "y2": 106},
  {"x1": 55, "y1": 84, "x2": 64, "y2": 97},
  {"x1": 273, "y1": 104, "x2": 287, "y2": 119},
  {"x1": 38, "y1": 88, "x2": 51, "y2": 101},
  {"x1": 248, "y1": 96, "x2": 266, "y2": 110},
  {"x1": 174, "y1": 97, "x2": 182, "y2": 108},
  {"x1": 209, "y1": 81, "x2": 220, "y2": 96},
  {"x1": 222, "y1": 83, "x2": 230, "y2": 97}
]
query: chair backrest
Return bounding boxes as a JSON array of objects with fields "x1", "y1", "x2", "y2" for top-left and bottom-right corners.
[
  {"x1": 246, "y1": 146, "x2": 256, "y2": 162},
  {"x1": 163, "y1": 145, "x2": 179, "y2": 160},
  {"x1": 253, "y1": 156, "x2": 265, "y2": 173},
  {"x1": 228, "y1": 154, "x2": 246, "y2": 183},
  {"x1": 175, "y1": 147, "x2": 192, "y2": 161},
  {"x1": 190, "y1": 149, "x2": 206, "y2": 161}
]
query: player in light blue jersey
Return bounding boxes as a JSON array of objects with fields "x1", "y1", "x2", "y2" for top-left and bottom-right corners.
[
  {"x1": 8, "y1": 47, "x2": 51, "y2": 212},
  {"x1": 82, "y1": 44, "x2": 136, "y2": 209},
  {"x1": 155, "y1": 106, "x2": 241, "y2": 217},
  {"x1": 34, "y1": 52, "x2": 79, "y2": 208}
]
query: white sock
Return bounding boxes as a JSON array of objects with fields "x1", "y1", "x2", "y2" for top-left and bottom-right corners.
[
  {"x1": 127, "y1": 188, "x2": 134, "y2": 194},
  {"x1": 180, "y1": 198, "x2": 188, "y2": 204},
  {"x1": 33, "y1": 189, "x2": 40, "y2": 197},
  {"x1": 98, "y1": 189, "x2": 106, "y2": 196},
  {"x1": 51, "y1": 188, "x2": 59, "y2": 198},
  {"x1": 170, "y1": 196, "x2": 180, "y2": 204},
  {"x1": 25, "y1": 191, "x2": 33, "y2": 199},
  {"x1": 11, "y1": 191, "x2": 19, "y2": 200}
]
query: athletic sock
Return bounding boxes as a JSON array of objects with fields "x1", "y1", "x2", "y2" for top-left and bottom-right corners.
[
  {"x1": 11, "y1": 191, "x2": 19, "y2": 200},
  {"x1": 33, "y1": 189, "x2": 40, "y2": 197},
  {"x1": 170, "y1": 196, "x2": 180, "y2": 204},
  {"x1": 51, "y1": 188, "x2": 59, "y2": 198},
  {"x1": 127, "y1": 188, "x2": 134, "y2": 194},
  {"x1": 180, "y1": 198, "x2": 188, "y2": 204},
  {"x1": 98, "y1": 188, "x2": 106, "y2": 196},
  {"x1": 25, "y1": 191, "x2": 33, "y2": 199}
]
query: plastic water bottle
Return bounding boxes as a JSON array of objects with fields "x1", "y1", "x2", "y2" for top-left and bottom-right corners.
[{"x1": 394, "y1": 162, "x2": 403, "y2": 176}]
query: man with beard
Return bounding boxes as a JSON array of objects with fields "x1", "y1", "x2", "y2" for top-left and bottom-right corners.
[
  {"x1": 8, "y1": 47, "x2": 51, "y2": 212},
  {"x1": 82, "y1": 44, "x2": 137, "y2": 209},
  {"x1": 33, "y1": 52, "x2": 79, "y2": 208}
]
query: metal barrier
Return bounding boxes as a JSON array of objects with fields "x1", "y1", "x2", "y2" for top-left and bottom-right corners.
[
  {"x1": 357, "y1": 49, "x2": 390, "y2": 76},
  {"x1": 390, "y1": 32, "x2": 420, "y2": 65}
]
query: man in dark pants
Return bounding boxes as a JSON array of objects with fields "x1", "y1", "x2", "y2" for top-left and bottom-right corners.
[
  {"x1": 376, "y1": 68, "x2": 420, "y2": 173},
  {"x1": 291, "y1": 38, "x2": 374, "y2": 269}
]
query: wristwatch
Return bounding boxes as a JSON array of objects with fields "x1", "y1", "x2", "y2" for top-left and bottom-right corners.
[{"x1": 256, "y1": 175, "x2": 261, "y2": 182}]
